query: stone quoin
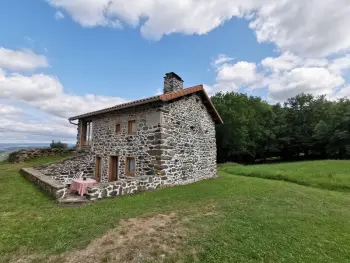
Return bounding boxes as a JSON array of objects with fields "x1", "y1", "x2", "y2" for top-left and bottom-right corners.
[{"x1": 24, "y1": 72, "x2": 223, "y2": 200}]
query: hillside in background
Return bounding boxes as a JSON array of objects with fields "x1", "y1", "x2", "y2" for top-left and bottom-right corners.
[{"x1": 0, "y1": 143, "x2": 75, "y2": 161}]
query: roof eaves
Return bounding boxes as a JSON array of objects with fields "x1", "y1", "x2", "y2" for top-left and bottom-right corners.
[
  {"x1": 200, "y1": 88, "x2": 224, "y2": 124},
  {"x1": 68, "y1": 96, "x2": 161, "y2": 121}
]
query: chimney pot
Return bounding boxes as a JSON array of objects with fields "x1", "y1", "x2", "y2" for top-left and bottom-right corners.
[{"x1": 163, "y1": 72, "x2": 183, "y2": 94}]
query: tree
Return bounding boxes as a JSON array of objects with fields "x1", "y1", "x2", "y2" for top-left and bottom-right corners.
[{"x1": 211, "y1": 92, "x2": 350, "y2": 163}]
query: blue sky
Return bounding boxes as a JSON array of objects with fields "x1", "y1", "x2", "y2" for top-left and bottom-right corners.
[{"x1": 1, "y1": 0, "x2": 350, "y2": 143}]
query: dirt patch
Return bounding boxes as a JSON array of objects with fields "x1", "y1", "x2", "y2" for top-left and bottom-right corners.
[
  {"x1": 50, "y1": 213, "x2": 187, "y2": 263},
  {"x1": 8, "y1": 203, "x2": 219, "y2": 263}
]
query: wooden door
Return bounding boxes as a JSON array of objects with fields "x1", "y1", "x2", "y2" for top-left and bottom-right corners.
[
  {"x1": 109, "y1": 156, "x2": 118, "y2": 182},
  {"x1": 95, "y1": 156, "x2": 101, "y2": 182}
]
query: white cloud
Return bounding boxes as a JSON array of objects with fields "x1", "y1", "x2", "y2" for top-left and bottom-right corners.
[
  {"x1": 47, "y1": 0, "x2": 350, "y2": 102},
  {"x1": 206, "y1": 58, "x2": 262, "y2": 95},
  {"x1": 1, "y1": 116, "x2": 75, "y2": 139},
  {"x1": 55, "y1": 10, "x2": 65, "y2": 20},
  {"x1": 0, "y1": 46, "x2": 128, "y2": 143},
  {"x1": 213, "y1": 54, "x2": 234, "y2": 67},
  {"x1": 30, "y1": 93, "x2": 128, "y2": 119},
  {"x1": 267, "y1": 67, "x2": 345, "y2": 101},
  {"x1": 331, "y1": 85, "x2": 350, "y2": 100},
  {"x1": 0, "y1": 48, "x2": 48, "y2": 71},
  {"x1": 0, "y1": 71, "x2": 63, "y2": 101},
  {"x1": 0, "y1": 104, "x2": 23, "y2": 115},
  {"x1": 261, "y1": 52, "x2": 301, "y2": 71},
  {"x1": 216, "y1": 61, "x2": 260, "y2": 85},
  {"x1": 209, "y1": 53, "x2": 348, "y2": 102},
  {"x1": 48, "y1": 0, "x2": 123, "y2": 28},
  {"x1": 47, "y1": 0, "x2": 261, "y2": 40},
  {"x1": 250, "y1": 0, "x2": 350, "y2": 57},
  {"x1": 0, "y1": 102, "x2": 76, "y2": 143},
  {"x1": 329, "y1": 55, "x2": 350, "y2": 74},
  {"x1": 0, "y1": 69, "x2": 128, "y2": 119},
  {"x1": 262, "y1": 52, "x2": 329, "y2": 72},
  {"x1": 47, "y1": 0, "x2": 350, "y2": 57}
]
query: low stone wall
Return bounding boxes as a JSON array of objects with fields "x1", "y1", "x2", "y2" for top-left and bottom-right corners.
[
  {"x1": 21, "y1": 168, "x2": 67, "y2": 199},
  {"x1": 35, "y1": 154, "x2": 95, "y2": 185},
  {"x1": 8, "y1": 148, "x2": 76, "y2": 163},
  {"x1": 87, "y1": 173, "x2": 216, "y2": 200}
]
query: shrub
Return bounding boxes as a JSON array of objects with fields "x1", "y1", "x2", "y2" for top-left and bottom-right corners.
[{"x1": 50, "y1": 140, "x2": 68, "y2": 149}]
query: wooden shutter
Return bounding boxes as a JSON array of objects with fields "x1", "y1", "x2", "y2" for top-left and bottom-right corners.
[{"x1": 128, "y1": 120, "x2": 136, "y2": 135}]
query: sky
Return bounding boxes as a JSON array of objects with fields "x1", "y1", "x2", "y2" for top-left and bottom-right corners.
[{"x1": 1, "y1": 0, "x2": 350, "y2": 144}]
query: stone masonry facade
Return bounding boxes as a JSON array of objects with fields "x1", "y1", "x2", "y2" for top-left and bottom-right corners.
[
  {"x1": 83, "y1": 101, "x2": 165, "y2": 182},
  {"x1": 87, "y1": 93, "x2": 217, "y2": 200},
  {"x1": 159, "y1": 94, "x2": 217, "y2": 185}
]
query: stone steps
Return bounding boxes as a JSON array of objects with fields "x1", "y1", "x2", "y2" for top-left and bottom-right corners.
[{"x1": 57, "y1": 193, "x2": 90, "y2": 206}]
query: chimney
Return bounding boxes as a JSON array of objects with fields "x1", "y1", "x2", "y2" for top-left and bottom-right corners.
[{"x1": 163, "y1": 72, "x2": 183, "y2": 93}]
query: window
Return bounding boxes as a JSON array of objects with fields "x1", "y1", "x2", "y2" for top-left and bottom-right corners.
[
  {"x1": 109, "y1": 156, "x2": 118, "y2": 182},
  {"x1": 128, "y1": 120, "x2": 136, "y2": 135},
  {"x1": 95, "y1": 156, "x2": 102, "y2": 182},
  {"x1": 115, "y1": 123, "x2": 121, "y2": 135},
  {"x1": 126, "y1": 157, "x2": 135, "y2": 176},
  {"x1": 81, "y1": 120, "x2": 93, "y2": 146}
]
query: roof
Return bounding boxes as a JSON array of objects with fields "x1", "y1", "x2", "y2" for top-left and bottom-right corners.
[{"x1": 69, "y1": 85, "x2": 223, "y2": 124}]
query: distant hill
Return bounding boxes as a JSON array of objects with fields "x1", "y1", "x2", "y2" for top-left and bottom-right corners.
[{"x1": 0, "y1": 143, "x2": 75, "y2": 161}]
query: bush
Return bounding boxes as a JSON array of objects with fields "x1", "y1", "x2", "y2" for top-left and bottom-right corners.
[{"x1": 50, "y1": 140, "x2": 68, "y2": 149}]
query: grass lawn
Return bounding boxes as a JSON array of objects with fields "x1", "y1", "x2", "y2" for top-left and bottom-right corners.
[
  {"x1": 1, "y1": 158, "x2": 350, "y2": 262},
  {"x1": 221, "y1": 160, "x2": 350, "y2": 191}
]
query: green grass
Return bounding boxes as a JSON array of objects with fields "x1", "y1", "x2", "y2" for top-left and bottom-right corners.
[
  {"x1": 221, "y1": 160, "x2": 350, "y2": 191},
  {"x1": 1, "y1": 158, "x2": 350, "y2": 262}
]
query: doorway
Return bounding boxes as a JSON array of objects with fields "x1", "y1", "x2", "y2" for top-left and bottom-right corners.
[
  {"x1": 95, "y1": 156, "x2": 102, "y2": 182},
  {"x1": 109, "y1": 156, "x2": 119, "y2": 182}
]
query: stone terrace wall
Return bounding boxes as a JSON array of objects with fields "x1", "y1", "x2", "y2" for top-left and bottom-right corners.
[
  {"x1": 21, "y1": 168, "x2": 67, "y2": 199},
  {"x1": 8, "y1": 148, "x2": 76, "y2": 163},
  {"x1": 87, "y1": 175, "x2": 162, "y2": 200},
  {"x1": 87, "y1": 170, "x2": 216, "y2": 201},
  {"x1": 35, "y1": 154, "x2": 95, "y2": 185}
]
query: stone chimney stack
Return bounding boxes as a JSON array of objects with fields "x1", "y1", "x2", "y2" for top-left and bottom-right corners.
[{"x1": 163, "y1": 72, "x2": 184, "y2": 94}]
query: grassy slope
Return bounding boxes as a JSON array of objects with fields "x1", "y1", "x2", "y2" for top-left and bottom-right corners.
[
  {"x1": 1, "y1": 158, "x2": 350, "y2": 262},
  {"x1": 221, "y1": 160, "x2": 350, "y2": 191}
]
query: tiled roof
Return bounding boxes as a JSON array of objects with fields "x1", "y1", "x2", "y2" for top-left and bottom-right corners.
[{"x1": 69, "y1": 85, "x2": 223, "y2": 124}]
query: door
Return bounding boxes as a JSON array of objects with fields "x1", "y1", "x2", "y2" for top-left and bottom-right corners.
[
  {"x1": 95, "y1": 156, "x2": 102, "y2": 182},
  {"x1": 109, "y1": 156, "x2": 118, "y2": 182}
]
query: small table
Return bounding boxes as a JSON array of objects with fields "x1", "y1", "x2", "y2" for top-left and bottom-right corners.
[{"x1": 70, "y1": 178, "x2": 97, "y2": 196}]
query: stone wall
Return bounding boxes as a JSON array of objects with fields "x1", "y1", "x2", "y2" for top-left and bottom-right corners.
[
  {"x1": 21, "y1": 168, "x2": 67, "y2": 199},
  {"x1": 35, "y1": 154, "x2": 95, "y2": 185},
  {"x1": 79, "y1": 102, "x2": 164, "y2": 183},
  {"x1": 159, "y1": 94, "x2": 217, "y2": 184},
  {"x1": 87, "y1": 175, "x2": 162, "y2": 200},
  {"x1": 74, "y1": 93, "x2": 216, "y2": 188},
  {"x1": 85, "y1": 93, "x2": 217, "y2": 200},
  {"x1": 8, "y1": 148, "x2": 76, "y2": 163}
]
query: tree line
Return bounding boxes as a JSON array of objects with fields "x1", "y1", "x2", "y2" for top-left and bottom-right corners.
[{"x1": 211, "y1": 92, "x2": 350, "y2": 163}]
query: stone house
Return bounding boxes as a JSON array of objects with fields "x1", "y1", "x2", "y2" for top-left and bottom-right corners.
[{"x1": 22, "y1": 73, "x2": 223, "y2": 200}]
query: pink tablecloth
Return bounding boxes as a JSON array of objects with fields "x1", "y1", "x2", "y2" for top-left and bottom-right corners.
[{"x1": 70, "y1": 178, "x2": 97, "y2": 196}]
